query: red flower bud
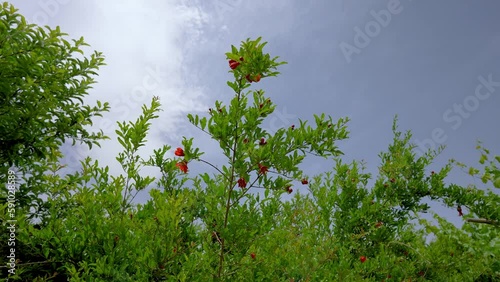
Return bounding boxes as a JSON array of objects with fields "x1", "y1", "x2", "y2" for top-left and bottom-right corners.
[
  {"x1": 250, "y1": 253, "x2": 256, "y2": 259},
  {"x1": 258, "y1": 163, "x2": 268, "y2": 175},
  {"x1": 237, "y1": 177, "x2": 247, "y2": 188},
  {"x1": 174, "y1": 147, "x2": 185, "y2": 157},
  {"x1": 176, "y1": 161, "x2": 188, "y2": 173},
  {"x1": 286, "y1": 186, "x2": 293, "y2": 194},
  {"x1": 301, "y1": 179, "x2": 308, "y2": 185},
  {"x1": 375, "y1": 222, "x2": 383, "y2": 228},
  {"x1": 229, "y1": 59, "x2": 240, "y2": 70},
  {"x1": 254, "y1": 74, "x2": 261, "y2": 82},
  {"x1": 259, "y1": 138, "x2": 267, "y2": 146},
  {"x1": 360, "y1": 256, "x2": 367, "y2": 263}
]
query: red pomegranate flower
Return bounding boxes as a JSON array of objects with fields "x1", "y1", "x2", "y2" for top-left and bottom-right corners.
[
  {"x1": 375, "y1": 222, "x2": 383, "y2": 228},
  {"x1": 259, "y1": 138, "x2": 267, "y2": 146},
  {"x1": 258, "y1": 163, "x2": 268, "y2": 175},
  {"x1": 301, "y1": 179, "x2": 308, "y2": 185},
  {"x1": 237, "y1": 177, "x2": 247, "y2": 188},
  {"x1": 174, "y1": 147, "x2": 185, "y2": 157},
  {"x1": 287, "y1": 186, "x2": 293, "y2": 194},
  {"x1": 360, "y1": 256, "x2": 367, "y2": 263},
  {"x1": 457, "y1": 205, "x2": 463, "y2": 216},
  {"x1": 254, "y1": 74, "x2": 261, "y2": 82},
  {"x1": 250, "y1": 253, "x2": 256, "y2": 259},
  {"x1": 246, "y1": 74, "x2": 252, "y2": 82},
  {"x1": 229, "y1": 59, "x2": 240, "y2": 69},
  {"x1": 176, "y1": 161, "x2": 188, "y2": 173}
]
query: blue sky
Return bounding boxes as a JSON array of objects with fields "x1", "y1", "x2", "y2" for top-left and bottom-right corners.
[{"x1": 11, "y1": 0, "x2": 500, "y2": 226}]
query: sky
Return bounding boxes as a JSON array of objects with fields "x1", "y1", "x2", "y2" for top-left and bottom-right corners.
[{"x1": 10, "y1": 0, "x2": 500, "y2": 227}]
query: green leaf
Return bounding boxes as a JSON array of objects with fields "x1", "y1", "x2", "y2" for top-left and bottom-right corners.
[
  {"x1": 494, "y1": 177, "x2": 500, "y2": 188},
  {"x1": 479, "y1": 154, "x2": 487, "y2": 164},
  {"x1": 200, "y1": 117, "x2": 207, "y2": 130}
]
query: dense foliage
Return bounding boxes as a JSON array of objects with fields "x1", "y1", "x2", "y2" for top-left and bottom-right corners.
[{"x1": 1, "y1": 3, "x2": 499, "y2": 281}]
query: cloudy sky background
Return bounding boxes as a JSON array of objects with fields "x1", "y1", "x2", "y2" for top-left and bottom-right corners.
[{"x1": 11, "y1": 0, "x2": 500, "y2": 227}]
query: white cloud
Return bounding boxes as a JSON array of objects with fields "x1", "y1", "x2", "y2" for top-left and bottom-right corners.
[{"x1": 40, "y1": 1, "x2": 213, "y2": 175}]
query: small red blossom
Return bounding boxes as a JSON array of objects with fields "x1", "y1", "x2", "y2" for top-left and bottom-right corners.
[
  {"x1": 176, "y1": 161, "x2": 188, "y2": 173},
  {"x1": 259, "y1": 103, "x2": 264, "y2": 109},
  {"x1": 250, "y1": 253, "x2": 256, "y2": 259},
  {"x1": 360, "y1": 256, "x2": 367, "y2": 263},
  {"x1": 243, "y1": 138, "x2": 249, "y2": 144},
  {"x1": 375, "y1": 222, "x2": 383, "y2": 228},
  {"x1": 229, "y1": 59, "x2": 240, "y2": 69},
  {"x1": 290, "y1": 124, "x2": 295, "y2": 130},
  {"x1": 259, "y1": 138, "x2": 267, "y2": 145},
  {"x1": 286, "y1": 186, "x2": 293, "y2": 194},
  {"x1": 431, "y1": 171, "x2": 435, "y2": 175},
  {"x1": 174, "y1": 147, "x2": 185, "y2": 156},
  {"x1": 245, "y1": 73, "x2": 262, "y2": 83},
  {"x1": 237, "y1": 177, "x2": 247, "y2": 188},
  {"x1": 258, "y1": 163, "x2": 268, "y2": 175},
  {"x1": 239, "y1": 56, "x2": 244, "y2": 61},
  {"x1": 457, "y1": 205, "x2": 463, "y2": 216},
  {"x1": 301, "y1": 178, "x2": 308, "y2": 185}
]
